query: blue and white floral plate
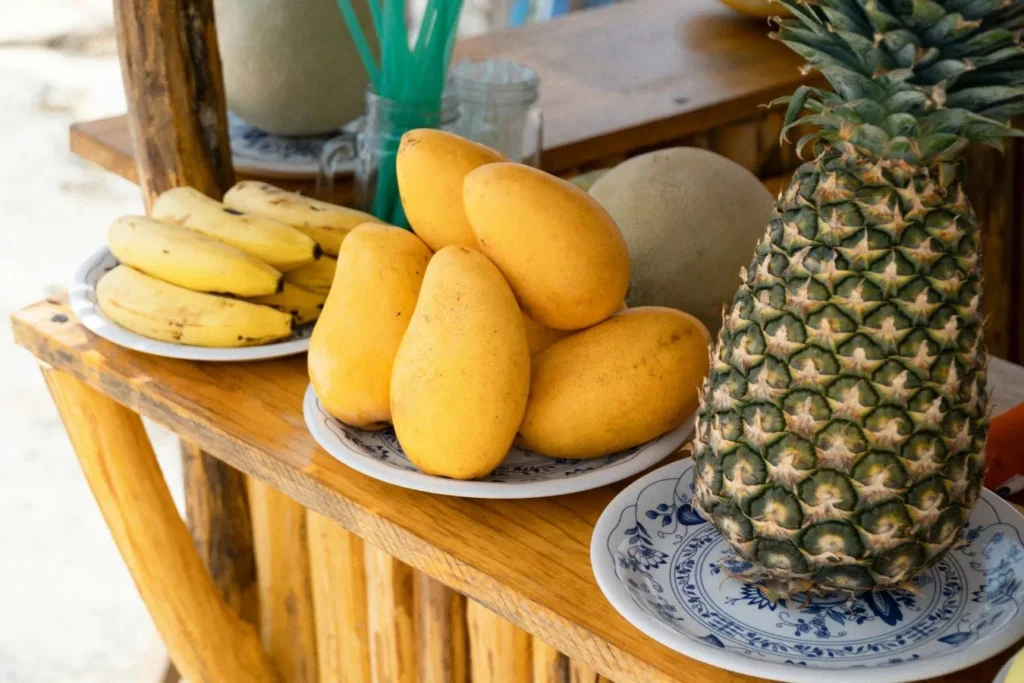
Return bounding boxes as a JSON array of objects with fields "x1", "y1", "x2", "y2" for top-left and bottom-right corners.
[
  {"x1": 592, "y1": 459, "x2": 1024, "y2": 683},
  {"x1": 69, "y1": 247, "x2": 313, "y2": 361},
  {"x1": 229, "y1": 112, "x2": 359, "y2": 178},
  {"x1": 303, "y1": 384, "x2": 694, "y2": 499}
]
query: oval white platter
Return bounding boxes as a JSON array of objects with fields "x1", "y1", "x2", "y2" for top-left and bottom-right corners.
[
  {"x1": 69, "y1": 247, "x2": 312, "y2": 362},
  {"x1": 303, "y1": 384, "x2": 694, "y2": 499},
  {"x1": 591, "y1": 459, "x2": 1024, "y2": 683},
  {"x1": 229, "y1": 112, "x2": 358, "y2": 178}
]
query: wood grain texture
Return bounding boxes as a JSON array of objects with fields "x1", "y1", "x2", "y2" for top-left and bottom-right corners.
[
  {"x1": 365, "y1": 544, "x2": 417, "y2": 683},
  {"x1": 307, "y1": 510, "x2": 372, "y2": 683},
  {"x1": 14, "y1": 298, "x2": 1024, "y2": 683},
  {"x1": 111, "y1": 0, "x2": 234, "y2": 207},
  {"x1": 182, "y1": 440, "x2": 259, "y2": 627},
  {"x1": 416, "y1": 571, "x2": 469, "y2": 683},
  {"x1": 249, "y1": 481, "x2": 318, "y2": 683},
  {"x1": 569, "y1": 659, "x2": 613, "y2": 683},
  {"x1": 532, "y1": 638, "x2": 568, "y2": 683},
  {"x1": 41, "y1": 368, "x2": 277, "y2": 683},
  {"x1": 467, "y1": 601, "x2": 532, "y2": 683}
]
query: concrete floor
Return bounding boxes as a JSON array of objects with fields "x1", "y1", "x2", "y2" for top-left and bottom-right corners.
[{"x1": 1, "y1": 3, "x2": 185, "y2": 681}]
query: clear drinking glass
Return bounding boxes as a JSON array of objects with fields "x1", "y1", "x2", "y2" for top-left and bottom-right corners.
[
  {"x1": 451, "y1": 58, "x2": 542, "y2": 167},
  {"x1": 317, "y1": 89, "x2": 460, "y2": 224}
]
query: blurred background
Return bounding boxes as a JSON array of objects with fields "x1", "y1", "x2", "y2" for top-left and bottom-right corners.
[{"x1": 0, "y1": 2, "x2": 184, "y2": 681}]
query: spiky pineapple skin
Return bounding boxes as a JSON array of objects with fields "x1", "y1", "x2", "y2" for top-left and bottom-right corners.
[{"x1": 693, "y1": 143, "x2": 989, "y2": 594}]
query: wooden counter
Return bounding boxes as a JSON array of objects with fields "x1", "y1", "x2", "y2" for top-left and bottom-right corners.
[{"x1": 13, "y1": 296, "x2": 1024, "y2": 683}]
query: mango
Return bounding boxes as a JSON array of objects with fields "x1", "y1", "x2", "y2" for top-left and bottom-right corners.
[
  {"x1": 308, "y1": 223, "x2": 431, "y2": 429},
  {"x1": 396, "y1": 129, "x2": 505, "y2": 251},
  {"x1": 519, "y1": 307, "x2": 711, "y2": 459},
  {"x1": 522, "y1": 311, "x2": 569, "y2": 356},
  {"x1": 391, "y1": 246, "x2": 530, "y2": 479},
  {"x1": 464, "y1": 163, "x2": 630, "y2": 331}
]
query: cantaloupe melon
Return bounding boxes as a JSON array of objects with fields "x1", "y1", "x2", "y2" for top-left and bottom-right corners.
[{"x1": 588, "y1": 148, "x2": 774, "y2": 335}]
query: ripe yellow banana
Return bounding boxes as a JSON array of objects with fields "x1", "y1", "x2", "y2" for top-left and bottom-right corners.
[
  {"x1": 108, "y1": 216, "x2": 283, "y2": 297},
  {"x1": 223, "y1": 180, "x2": 382, "y2": 256},
  {"x1": 152, "y1": 186, "x2": 320, "y2": 271},
  {"x1": 250, "y1": 282, "x2": 326, "y2": 325},
  {"x1": 283, "y1": 255, "x2": 336, "y2": 296},
  {"x1": 97, "y1": 265, "x2": 294, "y2": 347}
]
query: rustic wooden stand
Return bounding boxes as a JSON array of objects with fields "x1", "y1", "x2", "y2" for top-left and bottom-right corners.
[{"x1": 17, "y1": 0, "x2": 1024, "y2": 681}]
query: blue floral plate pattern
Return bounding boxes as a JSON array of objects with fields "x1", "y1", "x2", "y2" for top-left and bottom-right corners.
[
  {"x1": 303, "y1": 384, "x2": 694, "y2": 499},
  {"x1": 229, "y1": 112, "x2": 359, "y2": 178},
  {"x1": 69, "y1": 247, "x2": 313, "y2": 361},
  {"x1": 591, "y1": 459, "x2": 1024, "y2": 683}
]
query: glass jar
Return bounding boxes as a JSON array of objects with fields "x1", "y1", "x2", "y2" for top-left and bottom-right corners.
[
  {"x1": 317, "y1": 89, "x2": 460, "y2": 227},
  {"x1": 451, "y1": 58, "x2": 543, "y2": 167}
]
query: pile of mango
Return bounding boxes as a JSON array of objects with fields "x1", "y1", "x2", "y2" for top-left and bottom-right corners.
[{"x1": 309, "y1": 130, "x2": 711, "y2": 480}]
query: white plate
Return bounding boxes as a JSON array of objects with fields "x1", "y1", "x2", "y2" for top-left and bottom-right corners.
[
  {"x1": 229, "y1": 112, "x2": 358, "y2": 178},
  {"x1": 592, "y1": 459, "x2": 1024, "y2": 683},
  {"x1": 69, "y1": 247, "x2": 312, "y2": 361},
  {"x1": 304, "y1": 383, "x2": 694, "y2": 499}
]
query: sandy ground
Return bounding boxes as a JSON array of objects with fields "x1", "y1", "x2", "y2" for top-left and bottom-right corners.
[{"x1": 1, "y1": 3, "x2": 185, "y2": 681}]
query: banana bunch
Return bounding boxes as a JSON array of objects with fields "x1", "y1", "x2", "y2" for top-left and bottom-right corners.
[{"x1": 97, "y1": 183, "x2": 359, "y2": 348}]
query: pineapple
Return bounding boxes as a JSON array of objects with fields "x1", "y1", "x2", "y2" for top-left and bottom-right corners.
[{"x1": 693, "y1": 0, "x2": 1024, "y2": 595}]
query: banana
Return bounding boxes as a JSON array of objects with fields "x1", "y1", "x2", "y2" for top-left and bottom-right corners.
[
  {"x1": 282, "y1": 255, "x2": 336, "y2": 296},
  {"x1": 152, "y1": 186, "x2": 320, "y2": 271},
  {"x1": 97, "y1": 265, "x2": 293, "y2": 347},
  {"x1": 108, "y1": 216, "x2": 283, "y2": 297},
  {"x1": 249, "y1": 282, "x2": 326, "y2": 325},
  {"x1": 223, "y1": 180, "x2": 382, "y2": 256}
]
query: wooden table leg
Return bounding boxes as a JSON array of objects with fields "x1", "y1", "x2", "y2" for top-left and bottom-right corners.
[
  {"x1": 415, "y1": 570, "x2": 469, "y2": 683},
  {"x1": 249, "y1": 480, "x2": 318, "y2": 683},
  {"x1": 533, "y1": 637, "x2": 568, "y2": 683},
  {"x1": 182, "y1": 441, "x2": 259, "y2": 627},
  {"x1": 467, "y1": 600, "x2": 533, "y2": 683},
  {"x1": 42, "y1": 367, "x2": 277, "y2": 682},
  {"x1": 365, "y1": 544, "x2": 418, "y2": 683},
  {"x1": 307, "y1": 511, "x2": 372, "y2": 683}
]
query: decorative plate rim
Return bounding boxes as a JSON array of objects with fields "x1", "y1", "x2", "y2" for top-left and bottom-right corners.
[
  {"x1": 303, "y1": 383, "x2": 694, "y2": 499},
  {"x1": 69, "y1": 246, "x2": 312, "y2": 362},
  {"x1": 228, "y1": 112, "x2": 358, "y2": 178},
  {"x1": 591, "y1": 459, "x2": 1024, "y2": 683}
]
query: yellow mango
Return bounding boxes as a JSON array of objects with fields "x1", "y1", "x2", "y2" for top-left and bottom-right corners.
[
  {"x1": 464, "y1": 162, "x2": 630, "y2": 331},
  {"x1": 396, "y1": 129, "x2": 505, "y2": 251},
  {"x1": 519, "y1": 307, "x2": 711, "y2": 459},
  {"x1": 522, "y1": 311, "x2": 568, "y2": 356},
  {"x1": 391, "y1": 246, "x2": 530, "y2": 479},
  {"x1": 308, "y1": 224, "x2": 431, "y2": 430}
]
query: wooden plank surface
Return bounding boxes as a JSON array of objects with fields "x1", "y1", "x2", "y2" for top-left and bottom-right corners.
[
  {"x1": 70, "y1": 0, "x2": 813, "y2": 182},
  {"x1": 13, "y1": 297, "x2": 1024, "y2": 683}
]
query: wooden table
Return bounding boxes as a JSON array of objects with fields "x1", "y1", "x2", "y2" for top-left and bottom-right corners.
[{"x1": 15, "y1": 302, "x2": 1024, "y2": 683}]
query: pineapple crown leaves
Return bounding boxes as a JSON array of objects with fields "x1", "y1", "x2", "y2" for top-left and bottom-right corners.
[{"x1": 771, "y1": 0, "x2": 1024, "y2": 163}]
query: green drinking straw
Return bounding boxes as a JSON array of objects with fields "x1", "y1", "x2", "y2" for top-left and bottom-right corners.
[{"x1": 335, "y1": 0, "x2": 464, "y2": 228}]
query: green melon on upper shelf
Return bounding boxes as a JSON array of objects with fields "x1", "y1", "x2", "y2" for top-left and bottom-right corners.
[
  {"x1": 693, "y1": 0, "x2": 1024, "y2": 597},
  {"x1": 589, "y1": 148, "x2": 775, "y2": 335}
]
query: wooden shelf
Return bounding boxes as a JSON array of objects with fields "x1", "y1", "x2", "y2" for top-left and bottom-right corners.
[
  {"x1": 70, "y1": 0, "x2": 818, "y2": 183},
  {"x1": 13, "y1": 296, "x2": 1024, "y2": 683}
]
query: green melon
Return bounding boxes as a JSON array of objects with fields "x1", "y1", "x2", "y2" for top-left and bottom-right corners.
[{"x1": 589, "y1": 147, "x2": 773, "y2": 334}]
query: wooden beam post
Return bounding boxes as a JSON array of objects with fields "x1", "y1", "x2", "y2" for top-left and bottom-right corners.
[
  {"x1": 42, "y1": 368, "x2": 277, "y2": 682},
  {"x1": 249, "y1": 480, "x2": 319, "y2": 683},
  {"x1": 111, "y1": 0, "x2": 235, "y2": 209},
  {"x1": 110, "y1": 0, "x2": 259, "y2": 648},
  {"x1": 308, "y1": 511, "x2": 373, "y2": 683}
]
